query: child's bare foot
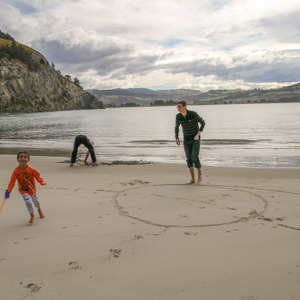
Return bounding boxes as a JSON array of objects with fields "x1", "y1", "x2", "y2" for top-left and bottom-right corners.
[
  {"x1": 38, "y1": 209, "x2": 45, "y2": 219},
  {"x1": 29, "y1": 216, "x2": 35, "y2": 224}
]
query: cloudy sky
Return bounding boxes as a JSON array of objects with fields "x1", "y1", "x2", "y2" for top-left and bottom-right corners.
[{"x1": 0, "y1": 0, "x2": 299, "y2": 91}]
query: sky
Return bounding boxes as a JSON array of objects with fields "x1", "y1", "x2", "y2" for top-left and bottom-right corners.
[{"x1": 0, "y1": 0, "x2": 299, "y2": 92}]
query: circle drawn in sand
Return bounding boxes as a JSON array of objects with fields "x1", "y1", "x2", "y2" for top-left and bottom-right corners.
[{"x1": 113, "y1": 184, "x2": 268, "y2": 228}]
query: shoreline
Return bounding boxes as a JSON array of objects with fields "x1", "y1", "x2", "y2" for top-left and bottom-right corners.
[
  {"x1": 1, "y1": 155, "x2": 300, "y2": 299},
  {"x1": 1, "y1": 150, "x2": 299, "y2": 168},
  {"x1": 0, "y1": 101, "x2": 299, "y2": 114}
]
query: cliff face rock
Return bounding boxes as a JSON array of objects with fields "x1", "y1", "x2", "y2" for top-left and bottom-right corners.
[{"x1": 0, "y1": 47, "x2": 103, "y2": 112}]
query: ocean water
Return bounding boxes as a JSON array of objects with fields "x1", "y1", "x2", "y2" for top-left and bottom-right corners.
[{"x1": 0, "y1": 103, "x2": 299, "y2": 167}]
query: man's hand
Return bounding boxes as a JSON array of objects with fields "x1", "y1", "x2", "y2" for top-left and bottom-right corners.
[
  {"x1": 176, "y1": 138, "x2": 180, "y2": 146},
  {"x1": 194, "y1": 131, "x2": 201, "y2": 140},
  {"x1": 40, "y1": 181, "x2": 46, "y2": 186}
]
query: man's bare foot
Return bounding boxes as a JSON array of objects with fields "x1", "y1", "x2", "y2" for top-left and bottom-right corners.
[
  {"x1": 197, "y1": 176, "x2": 202, "y2": 183},
  {"x1": 29, "y1": 216, "x2": 35, "y2": 224},
  {"x1": 186, "y1": 179, "x2": 195, "y2": 184},
  {"x1": 197, "y1": 168, "x2": 203, "y2": 184}
]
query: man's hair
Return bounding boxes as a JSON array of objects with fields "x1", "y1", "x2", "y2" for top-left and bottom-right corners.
[
  {"x1": 177, "y1": 100, "x2": 187, "y2": 107},
  {"x1": 17, "y1": 151, "x2": 30, "y2": 159}
]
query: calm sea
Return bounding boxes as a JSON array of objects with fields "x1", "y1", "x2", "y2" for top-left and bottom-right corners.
[{"x1": 0, "y1": 103, "x2": 299, "y2": 167}]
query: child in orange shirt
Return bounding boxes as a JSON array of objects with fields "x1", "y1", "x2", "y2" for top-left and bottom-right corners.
[{"x1": 5, "y1": 151, "x2": 46, "y2": 224}]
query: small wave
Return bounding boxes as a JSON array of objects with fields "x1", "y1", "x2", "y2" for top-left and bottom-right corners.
[
  {"x1": 117, "y1": 145, "x2": 165, "y2": 148},
  {"x1": 202, "y1": 139, "x2": 271, "y2": 145},
  {"x1": 129, "y1": 139, "x2": 271, "y2": 145},
  {"x1": 130, "y1": 140, "x2": 172, "y2": 145}
]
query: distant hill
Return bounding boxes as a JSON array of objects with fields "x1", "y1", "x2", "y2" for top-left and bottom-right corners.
[
  {"x1": 0, "y1": 30, "x2": 104, "y2": 113},
  {"x1": 89, "y1": 88, "x2": 203, "y2": 107},
  {"x1": 89, "y1": 83, "x2": 300, "y2": 107}
]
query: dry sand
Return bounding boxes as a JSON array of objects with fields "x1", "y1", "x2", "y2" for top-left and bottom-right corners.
[{"x1": 0, "y1": 154, "x2": 300, "y2": 300}]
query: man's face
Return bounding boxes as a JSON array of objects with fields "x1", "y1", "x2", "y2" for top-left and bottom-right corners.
[{"x1": 177, "y1": 104, "x2": 186, "y2": 114}]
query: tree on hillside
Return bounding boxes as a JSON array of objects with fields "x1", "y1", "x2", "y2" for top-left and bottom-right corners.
[
  {"x1": 0, "y1": 30, "x2": 15, "y2": 42},
  {"x1": 73, "y1": 77, "x2": 82, "y2": 88},
  {"x1": 150, "y1": 99, "x2": 176, "y2": 106},
  {"x1": 65, "y1": 75, "x2": 72, "y2": 81},
  {"x1": 0, "y1": 37, "x2": 38, "y2": 71}
]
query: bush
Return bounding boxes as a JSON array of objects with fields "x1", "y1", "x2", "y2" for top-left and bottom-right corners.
[{"x1": 0, "y1": 31, "x2": 39, "y2": 71}]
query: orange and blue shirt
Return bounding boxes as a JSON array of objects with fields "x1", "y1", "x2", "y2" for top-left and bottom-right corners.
[{"x1": 7, "y1": 165, "x2": 45, "y2": 195}]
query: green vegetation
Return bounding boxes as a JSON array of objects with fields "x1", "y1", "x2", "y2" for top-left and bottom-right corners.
[
  {"x1": 6, "y1": 97, "x2": 29, "y2": 110},
  {"x1": 120, "y1": 102, "x2": 140, "y2": 107},
  {"x1": 92, "y1": 84, "x2": 300, "y2": 107},
  {"x1": 73, "y1": 77, "x2": 82, "y2": 88},
  {"x1": 0, "y1": 30, "x2": 41, "y2": 71},
  {"x1": 190, "y1": 85, "x2": 300, "y2": 105},
  {"x1": 150, "y1": 100, "x2": 177, "y2": 106}
]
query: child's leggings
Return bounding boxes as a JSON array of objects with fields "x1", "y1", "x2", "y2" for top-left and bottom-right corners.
[{"x1": 22, "y1": 193, "x2": 41, "y2": 214}]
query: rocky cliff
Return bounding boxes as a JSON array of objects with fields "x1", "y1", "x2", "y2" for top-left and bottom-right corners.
[{"x1": 0, "y1": 39, "x2": 104, "y2": 113}]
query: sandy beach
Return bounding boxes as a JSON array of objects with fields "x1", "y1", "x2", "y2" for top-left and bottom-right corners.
[{"x1": 0, "y1": 154, "x2": 300, "y2": 300}]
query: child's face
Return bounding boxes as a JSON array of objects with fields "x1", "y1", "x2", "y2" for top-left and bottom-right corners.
[{"x1": 17, "y1": 153, "x2": 29, "y2": 168}]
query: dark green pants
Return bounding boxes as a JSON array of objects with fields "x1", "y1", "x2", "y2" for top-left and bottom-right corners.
[{"x1": 183, "y1": 139, "x2": 201, "y2": 169}]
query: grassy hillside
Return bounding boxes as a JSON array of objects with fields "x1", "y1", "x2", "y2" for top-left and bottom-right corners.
[
  {"x1": 90, "y1": 83, "x2": 300, "y2": 107},
  {"x1": 190, "y1": 83, "x2": 300, "y2": 105},
  {"x1": 0, "y1": 38, "x2": 37, "y2": 55}
]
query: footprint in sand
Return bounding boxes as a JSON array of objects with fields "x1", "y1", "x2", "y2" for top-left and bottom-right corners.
[
  {"x1": 184, "y1": 232, "x2": 198, "y2": 236},
  {"x1": 109, "y1": 248, "x2": 122, "y2": 258},
  {"x1": 122, "y1": 180, "x2": 149, "y2": 186},
  {"x1": 178, "y1": 214, "x2": 189, "y2": 219},
  {"x1": 69, "y1": 261, "x2": 82, "y2": 270},
  {"x1": 133, "y1": 234, "x2": 144, "y2": 240},
  {"x1": 26, "y1": 283, "x2": 41, "y2": 293}
]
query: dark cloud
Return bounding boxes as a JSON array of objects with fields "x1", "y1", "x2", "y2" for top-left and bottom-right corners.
[
  {"x1": 32, "y1": 39, "x2": 135, "y2": 75},
  {"x1": 259, "y1": 11, "x2": 300, "y2": 43},
  {"x1": 164, "y1": 54, "x2": 300, "y2": 83},
  {"x1": 32, "y1": 38, "x2": 173, "y2": 79},
  {"x1": 122, "y1": 55, "x2": 163, "y2": 75},
  {"x1": 33, "y1": 36, "x2": 300, "y2": 84}
]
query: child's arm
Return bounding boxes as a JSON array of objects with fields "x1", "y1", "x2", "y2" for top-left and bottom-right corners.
[
  {"x1": 33, "y1": 168, "x2": 46, "y2": 185},
  {"x1": 5, "y1": 170, "x2": 17, "y2": 199},
  {"x1": 7, "y1": 171, "x2": 17, "y2": 192}
]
